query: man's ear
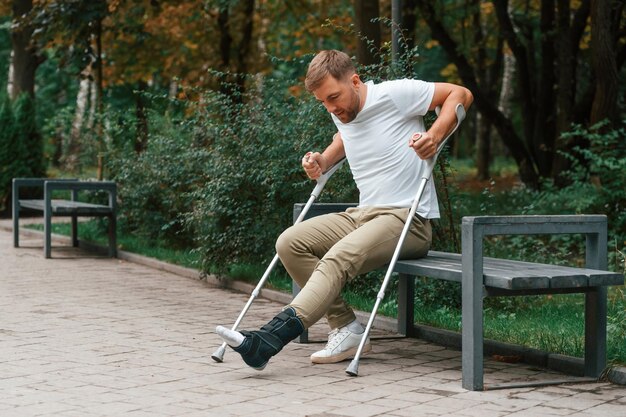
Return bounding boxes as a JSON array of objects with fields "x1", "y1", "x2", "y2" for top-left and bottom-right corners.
[{"x1": 350, "y1": 74, "x2": 361, "y2": 87}]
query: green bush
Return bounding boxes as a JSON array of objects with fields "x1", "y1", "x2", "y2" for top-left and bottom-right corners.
[
  {"x1": 443, "y1": 122, "x2": 626, "y2": 319},
  {"x1": 185, "y1": 72, "x2": 357, "y2": 273},
  {"x1": 522, "y1": 122, "x2": 626, "y2": 271},
  {"x1": 446, "y1": 122, "x2": 626, "y2": 272},
  {"x1": 103, "y1": 64, "x2": 358, "y2": 273},
  {"x1": 14, "y1": 94, "x2": 45, "y2": 178},
  {"x1": 608, "y1": 287, "x2": 626, "y2": 364},
  {"x1": 107, "y1": 108, "x2": 209, "y2": 248},
  {"x1": 0, "y1": 96, "x2": 33, "y2": 212}
]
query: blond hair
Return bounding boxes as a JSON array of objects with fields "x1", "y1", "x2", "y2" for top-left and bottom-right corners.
[{"x1": 305, "y1": 50, "x2": 355, "y2": 92}]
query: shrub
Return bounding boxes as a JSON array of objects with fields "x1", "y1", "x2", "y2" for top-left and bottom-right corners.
[
  {"x1": 448, "y1": 123, "x2": 626, "y2": 312},
  {"x1": 107, "y1": 108, "x2": 209, "y2": 248},
  {"x1": 523, "y1": 122, "x2": 626, "y2": 271},
  {"x1": 14, "y1": 94, "x2": 45, "y2": 178},
  {"x1": 185, "y1": 72, "x2": 357, "y2": 273},
  {"x1": 0, "y1": 96, "x2": 31, "y2": 213}
]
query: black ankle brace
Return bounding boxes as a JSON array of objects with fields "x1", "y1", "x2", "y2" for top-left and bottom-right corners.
[{"x1": 233, "y1": 307, "x2": 304, "y2": 369}]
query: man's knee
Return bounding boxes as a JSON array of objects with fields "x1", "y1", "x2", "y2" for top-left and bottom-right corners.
[{"x1": 275, "y1": 226, "x2": 298, "y2": 260}]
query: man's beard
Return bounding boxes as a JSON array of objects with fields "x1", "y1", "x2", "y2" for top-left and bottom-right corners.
[{"x1": 336, "y1": 91, "x2": 360, "y2": 123}]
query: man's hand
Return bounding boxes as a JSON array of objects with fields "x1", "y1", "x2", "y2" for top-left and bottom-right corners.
[
  {"x1": 409, "y1": 132, "x2": 439, "y2": 160},
  {"x1": 302, "y1": 152, "x2": 328, "y2": 180}
]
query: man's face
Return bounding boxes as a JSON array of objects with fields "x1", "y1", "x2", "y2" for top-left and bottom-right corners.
[{"x1": 312, "y1": 74, "x2": 361, "y2": 124}]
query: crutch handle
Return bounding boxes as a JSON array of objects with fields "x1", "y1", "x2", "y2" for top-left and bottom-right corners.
[{"x1": 311, "y1": 157, "x2": 346, "y2": 198}]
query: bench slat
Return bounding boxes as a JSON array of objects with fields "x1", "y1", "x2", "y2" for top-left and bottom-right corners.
[
  {"x1": 480, "y1": 258, "x2": 589, "y2": 289},
  {"x1": 20, "y1": 199, "x2": 113, "y2": 216},
  {"x1": 483, "y1": 258, "x2": 621, "y2": 288},
  {"x1": 394, "y1": 250, "x2": 622, "y2": 290},
  {"x1": 394, "y1": 254, "x2": 549, "y2": 289}
]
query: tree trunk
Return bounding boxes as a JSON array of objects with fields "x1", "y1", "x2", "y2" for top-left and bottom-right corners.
[
  {"x1": 415, "y1": 0, "x2": 540, "y2": 188},
  {"x1": 493, "y1": 0, "x2": 535, "y2": 150},
  {"x1": 90, "y1": 15, "x2": 105, "y2": 179},
  {"x1": 6, "y1": 51, "x2": 14, "y2": 98},
  {"x1": 217, "y1": 1, "x2": 232, "y2": 96},
  {"x1": 531, "y1": 0, "x2": 557, "y2": 177},
  {"x1": 589, "y1": 0, "x2": 620, "y2": 126},
  {"x1": 475, "y1": 113, "x2": 491, "y2": 181},
  {"x1": 354, "y1": 0, "x2": 381, "y2": 66},
  {"x1": 10, "y1": 0, "x2": 40, "y2": 100},
  {"x1": 492, "y1": 2, "x2": 517, "y2": 160},
  {"x1": 494, "y1": 50, "x2": 515, "y2": 158},
  {"x1": 86, "y1": 77, "x2": 97, "y2": 131},
  {"x1": 65, "y1": 70, "x2": 92, "y2": 172},
  {"x1": 555, "y1": 0, "x2": 574, "y2": 134},
  {"x1": 551, "y1": 0, "x2": 589, "y2": 183},
  {"x1": 234, "y1": 0, "x2": 255, "y2": 97},
  {"x1": 472, "y1": 0, "x2": 494, "y2": 180},
  {"x1": 498, "y1": 53, "x2": 515, "y2": 117},
  {"x1": 401, "y1": 0, "x2": 417, "y2": 50}
]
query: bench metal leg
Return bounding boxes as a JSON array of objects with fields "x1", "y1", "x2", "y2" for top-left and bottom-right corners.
[
  {"x1": 583, "y1": 227, "x2": 607, "y2": 377},
  {"x1": 44, "y1": 203, "x2": 52, "y2": 259},
  {"x1": 71, "y1": 215, "x2": 78, "y2": 247},
  {"x1": 462, "y1": 280, "x2": 484, "y2": 390},
  {"x1": 12, "y1": 180, "x2": 20, "y2": 247},
  {"x1": 462, "y1": 224, "x2": 485, "y2": 391},
  {"x1": 12, "y1": 203, "x2": 19, "y2": 248},
  {"x1": 584, "y1": 286, "x2": 607, "y2": 377},
  {"x1": 397, "y1": 274, "x2": 415, "y2": 337}
]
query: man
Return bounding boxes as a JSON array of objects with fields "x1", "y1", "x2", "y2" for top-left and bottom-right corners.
[{"x1": 217, "y1": 50, "x2": 473, "y2": 370}]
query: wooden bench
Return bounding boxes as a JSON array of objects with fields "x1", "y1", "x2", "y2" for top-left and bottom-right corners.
[
  {"x1": 12, "y1": 178, "x2": 117, "y2": 258},
  {"x1": 293, "y1": 203, "x2": 624, "y2": 390}
]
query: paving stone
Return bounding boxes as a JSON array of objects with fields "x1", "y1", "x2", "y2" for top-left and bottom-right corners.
[
  {"x1": 455, "y1": 404, "x2": 510, "y2": 417},
  {"x1": 1, "y1": 224, "x2": 625, "y2": 416},
  {"x1": 329, "y1": 402, "x2": 399, "y2": 417}
]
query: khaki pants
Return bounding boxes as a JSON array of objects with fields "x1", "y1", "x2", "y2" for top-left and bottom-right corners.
[{"x1": 275, "y1": 206, "x2": 432, "y2": 329}]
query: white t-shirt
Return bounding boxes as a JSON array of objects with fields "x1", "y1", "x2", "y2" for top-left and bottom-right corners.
[{"x1": 332, "y1": 79, "x2": 439, "y2": 218}]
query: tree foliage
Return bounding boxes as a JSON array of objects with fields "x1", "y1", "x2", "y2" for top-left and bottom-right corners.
[
  {"x1": 410, "y1": 0, "x2": 625, "y2": 187},
  {"x1": 13, "y1": 92, "x2": 44, "y2": 177},
  {"x1": 0, "y1": 0, "x2": 624, "y2": 270},
  {"x1": 1, "y1": 0, "x2": 624, "y2": 183},
  {"x1": 0, "y1": 95, "x2": 34, "y2": 212}
]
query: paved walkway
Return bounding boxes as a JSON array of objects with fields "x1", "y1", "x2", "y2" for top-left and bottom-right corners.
[{"x1": 1, "y1": 228, "x2": 625, "y2": 417}]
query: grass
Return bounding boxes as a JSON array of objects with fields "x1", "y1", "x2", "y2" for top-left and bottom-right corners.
[
  {"x1": 25, "y1": 220, "x2": 200, "y2": 269},
  {"x1": 345, "y1": 288, "x2": 625, "y2": 366}
]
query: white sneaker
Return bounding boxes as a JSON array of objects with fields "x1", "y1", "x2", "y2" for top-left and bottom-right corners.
[{"x1": 310, "y1": 324, "x2": 371, "y2": 364}]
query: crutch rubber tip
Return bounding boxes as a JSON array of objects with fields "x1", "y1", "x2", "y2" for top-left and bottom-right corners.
[
  {"x1": 211, "y1": 345, "x2": 226, "y2": 363},
  {"x1": 345, "y1": 360, "x2": 359, "y2": 376}
]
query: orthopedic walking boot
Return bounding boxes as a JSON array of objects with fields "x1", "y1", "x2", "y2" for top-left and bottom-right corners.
[{"x1": 216, "y1": 306, "x2": 304, "y2": 370}]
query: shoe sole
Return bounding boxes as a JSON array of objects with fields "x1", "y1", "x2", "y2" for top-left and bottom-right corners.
[{"x1": 310, "y1": 343, "x2": 372, "y2": 364}]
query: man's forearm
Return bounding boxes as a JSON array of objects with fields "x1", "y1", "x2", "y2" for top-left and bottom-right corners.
[
  {"x1": 320, "y1": 133, "x2": 346, "y2": 171},
  {"x1": 428, "y1": 87, "x2": 473, "y2": 147}
]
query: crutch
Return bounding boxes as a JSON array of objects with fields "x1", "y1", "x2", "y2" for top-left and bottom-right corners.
[
  {"x1": 212, "y1": 156, "x2": 347, "y2": 363},
  {"x1": 346, "y1": 103, "x2": 466, "y2": 376}
]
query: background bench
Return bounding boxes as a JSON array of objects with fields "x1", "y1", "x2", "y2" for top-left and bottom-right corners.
[
  {"x1": 293, "y1": 203, "x2": 624, "y2": 390},
  {"x1": 13, "y1": 178, "x2": 117, "y2": 258}
]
